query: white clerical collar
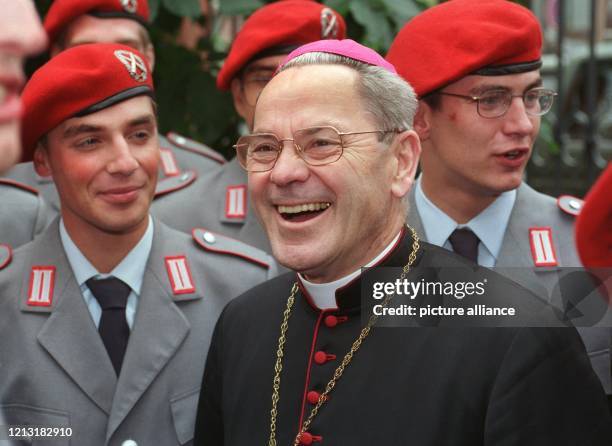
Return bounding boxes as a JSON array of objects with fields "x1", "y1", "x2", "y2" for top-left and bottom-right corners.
[
  {"x1": 59, "y1": 216, "x2": 154, "y2": 295},
  {"x1": 299, "y1": 230, "x2": 402, "y2": 310}
]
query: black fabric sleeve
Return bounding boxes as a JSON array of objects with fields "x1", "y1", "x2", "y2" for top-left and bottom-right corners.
[{"x1": 484, "y1": 326, "x2": 612, "y2": 445}]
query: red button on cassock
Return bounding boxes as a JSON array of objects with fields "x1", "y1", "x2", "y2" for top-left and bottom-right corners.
[
  {"x1": 307, "y1": 390, "x2": 320, "y2": 404},
  {"x1": 299, "y1": 432, "x2": 322, "y2": 444},
  {"x1": 314, "y1": 351, "x2": 330, "y2": 364},
  {"x1": 324, "y1": 315, "x2": 338, "y2": 327},
  {"x1": 300, "y1": 432, "x2": 313, "y2": 445}
]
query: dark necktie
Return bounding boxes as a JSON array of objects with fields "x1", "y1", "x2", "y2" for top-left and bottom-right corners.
[
  {"x1": 448, "y1": 228, "x2": 480, "y2": 264},
  {"x1": 86, "y1": 277, "x2": 131, "y2": 376}
]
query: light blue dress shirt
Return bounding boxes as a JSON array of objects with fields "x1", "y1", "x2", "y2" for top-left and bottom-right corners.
[
  {"x1": 414, "y1": 176, "x2": 516, "y2": 267},
  {"x1": 59, "y1": 216, "x2": 154, "y2": 329}
]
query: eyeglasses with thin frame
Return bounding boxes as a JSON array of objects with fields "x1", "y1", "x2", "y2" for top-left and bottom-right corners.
[
  {"x1": 233, "y1": 126, "x2": 402, "y2": 172},
  {"x1": 437, "y1": 87, "x2": 557, "y2": 118}
]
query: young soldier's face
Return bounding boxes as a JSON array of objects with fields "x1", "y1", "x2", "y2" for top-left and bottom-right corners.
[
  {"x1": 35, "y1": 96, "x2": 159, "y2": 236},
  {"x1": 0, "y1": 0, "x2": 46, "y2": 173},
  {"x1": 418, "y1": 71, "x2": 541, "y2": 197},
  {"x1": 231, "y1": 54, "x2": 287, "y2": 131}
]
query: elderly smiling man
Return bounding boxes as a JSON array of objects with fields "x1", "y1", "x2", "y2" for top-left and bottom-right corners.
[{"x1": 193, "y1": 40, "x2": 612, "y2": 445}]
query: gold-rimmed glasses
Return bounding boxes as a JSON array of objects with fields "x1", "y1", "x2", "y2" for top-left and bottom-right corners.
[{"x1": 234, "y1": 126, "x2": 402, "y2": 172}]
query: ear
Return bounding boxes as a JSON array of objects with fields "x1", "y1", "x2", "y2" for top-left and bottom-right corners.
[
  {"x1": 144, "y1": 43, "x2": 155, "y2": 71},
  {"x1": 413, "y1": 102, "x2": 432, "y2": 141},
  {"x1": 390, "y1": 130, "x2": 421, "y2": 199},
  {"x1": 33, "y1": 143, "x2": 52, "y2": 178},
  {"x1": 230, "y1": 77, "x2": 249, "y2": 121}
]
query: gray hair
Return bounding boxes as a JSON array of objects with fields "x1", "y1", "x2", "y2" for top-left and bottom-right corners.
[{"x1": 278, "y1": 52, "x2": 418, "y2": 135}]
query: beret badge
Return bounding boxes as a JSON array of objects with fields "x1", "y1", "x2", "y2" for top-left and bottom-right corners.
[
  {"x1": 114, "y1": 49, "x2": 148, "y2": 82},
  {"x1": 120, "y1": 0, "x2": 138, "y2": 14},
  {"x1": 320, "y1": 8, "x2": 339, "y2": 39}
]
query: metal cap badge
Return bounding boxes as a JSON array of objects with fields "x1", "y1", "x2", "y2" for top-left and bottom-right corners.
[
  {"x1": 114, "y1": 49, "x2": 148, "y2": 82},
  {"x1": 120, "y1": 0, "x2": 138, "y2": 13},
  {"x1": 320, "y1": 7, "x2": 339, "y2": 39}
]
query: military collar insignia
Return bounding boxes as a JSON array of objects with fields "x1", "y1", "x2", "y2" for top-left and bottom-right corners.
[
  {"x1": 320, "y1": 7, "x2": 339, "y2": 39},
  {"x1": 159, "y1": 148, "x2": 181, "y2": 177},
  {"x1": 165, "y1": 255, "x2": 196, "y2": 295},
  {"x1": 114, "y1": 49, "x2": 148, "y2": 82},
  {"x1": 557, "y1": 195, "x2": 584, "y2": 217},
  {"x1": 120, "y1": 0, "x2": 138, "y2": 14},
  {"x1": 225, "y1": 185, "x2": 247, "y2": 220},
  {"x1": 27, "y1": 266, "x2": 56, "y2": 307},
  {"x1": 529, "y1": 227, "x2": 558, "y2": 267}
]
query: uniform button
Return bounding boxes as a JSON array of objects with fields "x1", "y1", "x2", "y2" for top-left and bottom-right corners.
[
  {"x1": 314, "y1": 351, "x2": 336, "y2": 365},
  {"x1": 324, "y1": 315, "x2": 338, "y2": 327},
  {"x1": 569, "y1": 199, "x2": 581, "y2": 210},
  {"x1": 203, "y1": 232, "x2": 216, "y2": 244},
  {"x1": 122, "y1": 440, "x2": 138, "y2": 446},
  {"x1": 307, "y1": 390, "x2": 320, "y2": 404}
]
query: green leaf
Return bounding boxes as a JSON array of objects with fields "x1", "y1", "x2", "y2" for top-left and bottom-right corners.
[
  {"x1": 161, "y1": 0, "x2": 201, "y2": 18},
  {"x1": 538, "y1": 118, "x2": 560, "y2": 155},
  {"x1": 324, "y1": 0, "x2": 350, "y2": 16},
  {"x1": 148, "y1": 0, "x2": 160, "y2": 20},
  {"x1": 218, "y1": 0, "x2": 264, "y2": 16},
  {"x1": 380, "y1": 0, "x2": 422, "y2": 31},
  {"x1": 349, "y1": 0, "x2": 394, "y2": 51}
]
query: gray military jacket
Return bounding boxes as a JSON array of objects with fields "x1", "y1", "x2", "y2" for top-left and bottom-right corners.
[
  {"x1": 0, "y1": 180, "x2": 54, "y2": 248},
  {"x1": 152, "y1": 157, "x2": 271, "y2": 253},
  {"x1": 407, "y1": 181, "x2": 612, "y2": 394},
  {"x1": 0, "y1": 218, "x2": 276, "y2": 446}
]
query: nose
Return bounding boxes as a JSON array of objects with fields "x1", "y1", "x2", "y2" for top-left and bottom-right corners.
[
  {"x1": 106, "y1": 137, "x2": 140, "y2": 175},
  {"x1": 4, "y1": 1, "x2": 48, "y2": 56},
  {"x1": 502, "y1": 96, "x2": 536, "y2": 136},
  {"x1": 268, "y1": 140, "x2": 310, "y2": 186}
]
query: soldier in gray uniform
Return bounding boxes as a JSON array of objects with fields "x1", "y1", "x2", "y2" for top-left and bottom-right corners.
[
  {"x1": 151, "y1": 0, "x2": 346, "y2": 253},
  {"x1": 2, "y1": 0, "x2": 225, "y2": 216},
  {"x1": 0, "y1": 43, "x2": 276, "y2": 446},
  {"x1": 387, "y1": 0, "x2": 612, "y2": 401}
]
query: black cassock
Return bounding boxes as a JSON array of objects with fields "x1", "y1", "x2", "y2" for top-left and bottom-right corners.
[{"x1": 195, "y1": 228, "x2": 612, "y2": 445}]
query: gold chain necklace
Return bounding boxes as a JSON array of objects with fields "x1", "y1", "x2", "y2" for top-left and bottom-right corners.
[{"x1": 268, "y1": 227, "x2": 420, "y2": 446}]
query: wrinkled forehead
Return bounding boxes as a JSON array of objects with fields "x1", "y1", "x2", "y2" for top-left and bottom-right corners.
[{"x1": 254, "y1": 64, "x2": 363, "y2": 131}]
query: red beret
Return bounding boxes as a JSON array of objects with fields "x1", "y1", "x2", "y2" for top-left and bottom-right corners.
[
  {"x1": 21, "y1": 43, "x2": 154, "y2": 161},
  {"x1": 216, "y1": 0, "x2": 346, "y2": 90},
  {"x1": 386, "y1": 0, "x2": 542, "y2": 97},
  {"x1": 44, "y1": 0, "x2": 150, "y2": 46},
  {"x1": 576, "y1": 164, "x2": 612, "y2": 268}
]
